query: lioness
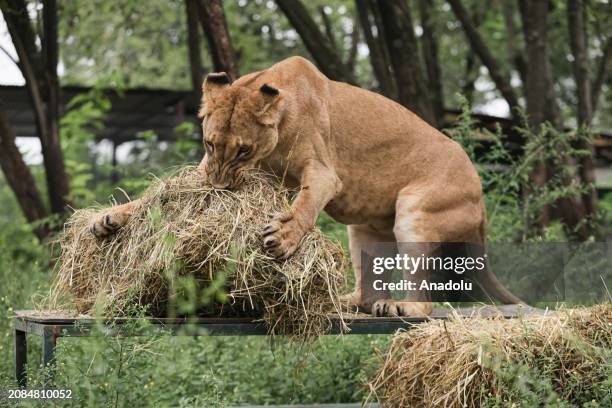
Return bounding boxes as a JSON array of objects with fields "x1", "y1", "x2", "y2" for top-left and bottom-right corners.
[{"x1": 90, "y1": 56, "x2": 520, "y2": 316}]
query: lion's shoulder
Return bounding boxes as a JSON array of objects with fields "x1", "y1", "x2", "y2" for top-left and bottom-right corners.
[{"x1": 264, "y1": 57, "x2": 327, "y2": 88}]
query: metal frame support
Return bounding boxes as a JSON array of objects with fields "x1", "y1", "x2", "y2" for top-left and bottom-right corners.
[
  {"x1": 12, "y1": 305, "x2": 534, "y2": 387},
  {"x1": 42, "y1": 327, "x2": 59, "y2": 386},
  {"x1": 14, "y1": 329, "x2": 27, "y2": 387}
]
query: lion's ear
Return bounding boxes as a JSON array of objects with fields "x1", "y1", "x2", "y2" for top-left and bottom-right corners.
[
  {"x1": 199, "y1": 72, "x2": 232, "y2": 117},
  {"x1": 255, "y1": 83, "x2": 282, "y2": 125},
  {"x1": 260, "y1": 84, "x2": 279, "y2": 97},
  {"x1": 204, "y1": 72, "x2": 231, "y2": 87}
]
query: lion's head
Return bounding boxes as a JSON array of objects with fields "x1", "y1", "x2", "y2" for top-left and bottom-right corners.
[{"x1": 198, "y1": 72, "x2": 283, "y2": 189}]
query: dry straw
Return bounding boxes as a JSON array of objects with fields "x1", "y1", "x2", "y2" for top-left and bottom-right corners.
[
  {"x1": 368, "y1": 304, "x2": 611, "y2": 407},
  {"x1": 46, "y1": 166, "x2": 348, "y2": 339}
]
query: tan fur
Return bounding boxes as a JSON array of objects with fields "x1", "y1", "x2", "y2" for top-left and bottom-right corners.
[{"x1": 90, "y1": 57, "x2": 491, "y2": 317}]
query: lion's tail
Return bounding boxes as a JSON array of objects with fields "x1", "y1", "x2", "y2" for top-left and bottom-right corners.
[
  {"x1": 477, "y1": 256, "x2": 524, "y2": 305},
  {"x1": 476, "y1": 208, "x2": 524, "y2": 305}
]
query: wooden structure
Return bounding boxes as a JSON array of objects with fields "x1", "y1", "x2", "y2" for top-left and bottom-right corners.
[
  {"x1": 2, "y1": 84, "x2": 611, "y2": 153},
  {"x1": 0, "y1": 85, "x2": 198, "y2": 144},
  {"x1": 13, "y1": 305, "x2": 540, "y2": 388}
]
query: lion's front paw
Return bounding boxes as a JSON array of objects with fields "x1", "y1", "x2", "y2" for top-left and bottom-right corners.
[
  {"x1": 261, "y1": 212, "x2": 304, "y2": 259},
  {"x1": 372, "y1": 300, "x2": 432, "y2": 317},
  {"x1": 89, "y1": 209, "x2": 130, "y2": 237}
]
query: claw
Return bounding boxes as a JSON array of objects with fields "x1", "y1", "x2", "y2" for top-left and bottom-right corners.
[
  {"x1": 260, "y1": 211, "x2": 301, "y2": 259},
  {"x1": 261, "y1": 223, "x2": 280, "y2": 236},
  {"x1": 263, "y1": 236, "x2": 279, "y2": 248},
  {"x1": 372, "y1": 300, "x2": 432, "y2": 317}
]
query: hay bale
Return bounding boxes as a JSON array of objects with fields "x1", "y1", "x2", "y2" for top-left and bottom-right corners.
[
  {"x1": 368, "y1": 304, "x2": 612, "y2": 407},
  {"x1": 46, "y1": 166, "x2": 348, "y2": 339}
]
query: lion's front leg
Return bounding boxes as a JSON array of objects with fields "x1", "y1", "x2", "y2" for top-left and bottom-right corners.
[
  {"x1": 262, "y1": 163, "x2": 342, "y2": 259},
  {"x1": 261, "y1": 211, "x2": 307, "y2": 259}
]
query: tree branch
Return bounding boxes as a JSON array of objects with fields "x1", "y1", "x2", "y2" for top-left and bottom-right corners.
[
  {"x1": 276, "y1": 0, "x2": 355, "y2": 84},
  {"x1": 345, "y1": 19, "x2": 359, "y2": 72},
  {"x1": 2, "y1": 0, "x2": 71, "y2": 215},
  {"x1": 0, "y1": 108, "x2": 50, "y2": 239},
  {"x1": 567, "y1": 0, "x2": 597, "y2": 224},
  {"x1": 376, "y1": 0, "x2": 435, "y2": 124},
  {"x1": 501, "y1": 0, "x2": 526, "y2": 84},
  {"x1": 42, "y1": 0, "x2": 58, "y2": 86},
  {"x1": 448, "y1": 0, "x2": 520, "y2": 113},
  {"x1": 2, "y1": 0, "x2": 42, "y2": 77},
  {"x1": 318, "y1": 6, "x2": 337, "y2": 51},
  {"x1": 567, "y1": 0, "x2": 593, "y2": 125},
  {"x1": 460, "y1": 3, "x2": 486, "y2": 102},
  {"x1": 185, "y1": 0, "x2": 204, "y2": 91},
  {"x1": 419, "y1": 0, "x2": 444, "y2": 123},
  {"x1": 0, "y1": 45, "x2": 18, "y2": 66},
  {"x1": 2, "y1": 0, "x2": 47, "y2": 126},
  {"x1": 591, "y1": 35, "x2": 612, "y2": 113},
  {"x1": 195, "y1": 0, "x2": 239, "y2": 81},
  {"x1": 518, "y1": 0, "x2": 560, "y2": 127},
  {"x1": 355, "y1": 0, "x2": 395, "y2": 97}
]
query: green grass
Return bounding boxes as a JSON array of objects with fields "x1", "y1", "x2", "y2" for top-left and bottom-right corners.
[{"x1": 0, "y1": 211, "x2": 393, "y2": 407}]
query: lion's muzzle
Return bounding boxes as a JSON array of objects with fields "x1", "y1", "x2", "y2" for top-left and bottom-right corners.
[{"x1": 207, "y1": 169, "x2": 246, "y2": 190}]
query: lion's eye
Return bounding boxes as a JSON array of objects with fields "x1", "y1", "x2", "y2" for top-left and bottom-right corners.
[
  {"x1": 237, "y1": 145, "x2": 252, "y2": 158},
  {"x1": 205, "y1": 141, "x2": 214, "y2": 152}
]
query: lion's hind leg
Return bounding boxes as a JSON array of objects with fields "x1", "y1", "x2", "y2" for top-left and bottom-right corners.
[
  {"x1": 340, "y1": 224, "x2": 395, "y2": 314},
  {"x1": 372, "y1": 187, "x2": 484, "y2": 317},
  {"x1": 372, "y1": 189, "x2": 436, "y2": 317}
]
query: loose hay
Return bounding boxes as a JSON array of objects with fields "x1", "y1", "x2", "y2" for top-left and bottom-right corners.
[
  {"x1": 46, "y1": 166, "x2": 348, "y2": 339},
  {"x1": 368, "y1": 304, "x2": 612, "y2": 407}
]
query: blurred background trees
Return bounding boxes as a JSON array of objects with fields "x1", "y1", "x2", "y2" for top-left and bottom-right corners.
[
  {"x1": 0, "y1": 0, "x2": 611, "y2": 242},
  {"x1": 0, "y1": 1, "x2": 611, "y2": 404}
]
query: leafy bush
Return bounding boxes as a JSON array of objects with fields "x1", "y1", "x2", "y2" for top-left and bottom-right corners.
[{"x1": 446, "y1": 98, "x2": 595, "y2": 242}]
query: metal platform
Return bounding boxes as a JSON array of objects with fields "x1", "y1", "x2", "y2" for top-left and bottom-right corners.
[{"x1": 12, "y1": 304, "x2": 537, "y2": 388}]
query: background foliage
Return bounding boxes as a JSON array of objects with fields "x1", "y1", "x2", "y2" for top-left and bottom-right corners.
[{"x1": 0, "y1": 0, "x2": 611, "y2": 406}]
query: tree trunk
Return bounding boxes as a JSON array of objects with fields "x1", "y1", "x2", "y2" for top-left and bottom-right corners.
[
  {"x1": 418, "y1": 0, "x2": 444, "y2": 125},
  {"x1": 376, "y1": 0, "x2": 435, "y2": 125},
  {"x1": 568, "y1": 0, "x2": 593, "y2": 124},
  {"x1": 462, "y1": 52, "x2": 479, "y2": 104},
  {"x1": 591, "y1": 36, "x2": 612, "y2": 113},
  {"x1": 519, "y1": 0, "x2": 560, "y2": 127},
  {"x1": 501, "y1": 0, "x2": 526, "y2": 85},
  {"x1": 196, "y1": 0, "x2": 239, "y2": 81},
  {"x1": 185, "y1": 0, "x2": 204, "y2": 91},
  {"x1": 345, "y1": 20, "x2": 359, "y2": 73},
  {"x1": 0, "y1": 110, "x2": 50, "y2": 240},
  {"x1": 40, "y1": 0, "x2": 70, "y2": 215},
  {"x1": 355, "y1": 0, "x2": 395, "y2": 98},
  {"x1": 318, "y1": 6, "x2": 338, "y2": 51},
  {"x1": 520, "y1": 0, "x2": 589, "y2": 237},
  {"x1": 448, "y1": 0, "x2": 520, "y2": 114},
  {"x1": 2, "y1": 0, "x2": 71, "y2": 215},
  {"x1": 457, "y1": 3, "x2": 484, "y2": 106},
  {"x1": 567, "y1": 0, "x2": 597, "y2": 235},
  {"x1": 369, "y1": 0, "x2": 394, "y2": 82},
  {"x1": 275, "y1": 0, "x2": 356, "y2": 84},
  {"x1": 519, "y1": 0, "x2": 555, "y2": 229}
]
